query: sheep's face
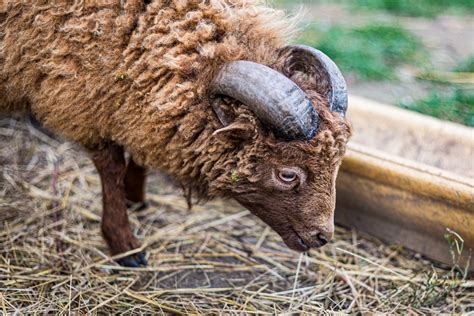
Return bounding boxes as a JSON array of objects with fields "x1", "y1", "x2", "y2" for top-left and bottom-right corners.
[
  {"x1": 209, "y1": 45, "x2": 351, "y2": 251},
  {"x1": 222, "y1": 113, "x2": 350, "y2": 251}
]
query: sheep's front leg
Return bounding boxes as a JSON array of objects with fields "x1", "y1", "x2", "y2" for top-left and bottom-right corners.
[
  {"x1": 90, "y1": 144, "x2": 147, "y2": 267},
  {"x1": 125, "y1": 157, "x2": 148, "y2": 211}
]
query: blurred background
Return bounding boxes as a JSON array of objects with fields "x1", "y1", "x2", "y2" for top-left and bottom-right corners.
[{"x1": 276, "y1": 0, "x2": 474, "y2": 127}]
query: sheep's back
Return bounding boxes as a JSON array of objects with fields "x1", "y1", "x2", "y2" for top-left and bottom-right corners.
[{"x1": 0, "y1": 0, "x2": 296, "y2": 178}]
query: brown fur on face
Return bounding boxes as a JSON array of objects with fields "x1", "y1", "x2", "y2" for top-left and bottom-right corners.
[
  {"x1": 207, "y1": 89, "x2": 351, "y2": 250},
  {"x1": 0, "y1": 0, "x2": 351, "y2": 253}
]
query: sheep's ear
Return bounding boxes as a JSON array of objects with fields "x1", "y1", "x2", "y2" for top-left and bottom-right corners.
[{"x1": 212, "y1": 120, "x2": 255, "y2": 143}]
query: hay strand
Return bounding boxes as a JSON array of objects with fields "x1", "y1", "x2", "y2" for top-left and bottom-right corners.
[{"x1": 0, "y1": 117, "x2": 472, "y2": 313}]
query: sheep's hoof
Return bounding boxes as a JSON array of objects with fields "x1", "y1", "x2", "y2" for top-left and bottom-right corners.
[
  {"x1": 126, "y1": 200, "x2": 149, "y2": 212},
  {"x1": 116, "y1": 252, "x2": 147, "y2": 267}
]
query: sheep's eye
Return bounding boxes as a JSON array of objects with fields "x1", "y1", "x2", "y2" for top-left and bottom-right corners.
[{"x1": 278, "y1": 170, "x2": 298, "y2": 183}]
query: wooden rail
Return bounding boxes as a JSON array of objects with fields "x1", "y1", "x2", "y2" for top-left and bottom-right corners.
[{"x1": 336, "y1": 96, "x2": 474, "y2": 270}]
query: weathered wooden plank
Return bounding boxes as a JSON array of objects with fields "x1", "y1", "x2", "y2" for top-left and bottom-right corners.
[{"x1": 336, "y1": 96, "x2": 473, "y2": 270}]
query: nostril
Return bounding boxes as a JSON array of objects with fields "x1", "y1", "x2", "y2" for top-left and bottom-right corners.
[{"x1": 316, "y1": 233, "x2": 328, "y2": 246}]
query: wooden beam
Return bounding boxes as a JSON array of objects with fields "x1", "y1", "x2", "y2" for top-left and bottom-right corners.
[{"x1": 336, "y1": 96, "x2": 474, "y2": 270}]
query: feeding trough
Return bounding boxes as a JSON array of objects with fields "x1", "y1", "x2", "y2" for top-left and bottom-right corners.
[{"x1": 336, "y1": 96, "x2": 473, "y2": 270}]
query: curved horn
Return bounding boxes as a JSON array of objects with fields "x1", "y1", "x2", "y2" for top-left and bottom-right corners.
[
  {"x1": 279, "y1": 45, "x2": 348, "y2": 116},
  {"x1": 209, "y1": 61, "x2": 319, "y2": 141}
]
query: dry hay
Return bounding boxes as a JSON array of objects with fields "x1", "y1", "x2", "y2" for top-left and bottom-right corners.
[{"x1": 0, "y1": 117, "x2": 472, "y2": 314}]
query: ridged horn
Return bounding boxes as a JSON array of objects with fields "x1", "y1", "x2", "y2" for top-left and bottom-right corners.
[
  {"x1": 279, "y1": 45, "x2": 348, "y2": 116},
  {"x1": 209, "y1": 61, "x2": 319, "y2": 141}
]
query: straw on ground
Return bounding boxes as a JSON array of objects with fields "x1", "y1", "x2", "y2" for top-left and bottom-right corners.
[{"x1": 0, "y1": 117, "x2": 472, "y2": 314}]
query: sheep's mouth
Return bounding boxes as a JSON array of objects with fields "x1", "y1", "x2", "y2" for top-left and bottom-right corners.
[
  {"x1": 234, "y1": 201, "x2": 310, "y2": 252},
  {"x1": 283, "y1": 228, "x2": 310, "y2": 252}
]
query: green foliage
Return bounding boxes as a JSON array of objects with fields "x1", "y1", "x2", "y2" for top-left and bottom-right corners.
[
  {"x1": 398, "y1": 228, "x2": 469, "y2": 308},
  {"x1": 299, "y1": 23, "x2": 424, "y2": 80},
  {"x1": 455, "y1": 55, "x2": 474, "y2": 72},
  {"x1": 400, "y1": 88, "x2": 474, "y2": 126},
  {"x1": 231, "y1": 170, "x2": 240, "y2": 183},
  {"x1": 402, "y1": 56, "x2": 474, "y2": 126},
  {"x1": 354, "y1": 0, "x2": 474, "y2": 17},
  {"x1": 281, "y1": 2, "x2": 472, "y2": 126}
]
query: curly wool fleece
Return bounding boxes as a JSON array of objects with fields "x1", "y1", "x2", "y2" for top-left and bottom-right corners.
[{"x1": 0, "y1": 0, "x2": 350, "y2": 198}]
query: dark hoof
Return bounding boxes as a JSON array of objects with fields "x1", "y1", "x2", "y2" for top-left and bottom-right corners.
[
  {"x1": 126, "y1": 200, "x2": 149, "y2": 212},
  {"x1": 116, "y1": 252, "x2": 147, "y2": 267}
]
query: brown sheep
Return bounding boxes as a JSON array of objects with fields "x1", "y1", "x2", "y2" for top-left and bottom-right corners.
[{"x1": 0, "y1": 0, "x2": 351, "y2": 267}]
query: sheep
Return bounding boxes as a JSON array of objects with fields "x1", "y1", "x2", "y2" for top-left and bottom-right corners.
[{"x1": 0, "y1": 0, "x2": 351, "y2": 267}]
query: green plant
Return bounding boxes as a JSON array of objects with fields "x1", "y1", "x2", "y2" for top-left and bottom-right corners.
[
  {"x1": 231, "y1": 170, "x2": 240, "y2": 183},
  {"x1": 400, "y1": 88, "x2": 474, "y2": 126},
  {"x1": 444, "y1": 228, "x2": 471, "y2": 276},
  {"x1": 298, "y1": 23, "x2": 425, "y2": 80},
  {"x1": 396, "y1": 229, "x2": 469, "y2": 309},
  {"x1": 354, "y1": 0, "x2": 474, "y2": 17},
  {"x1": 455, "y1": 55, "x2": 474, "y2": 72}
]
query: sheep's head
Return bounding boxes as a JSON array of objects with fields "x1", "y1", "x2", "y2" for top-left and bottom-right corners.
[{"x1": 209, "y1": 46, "x2": 351, "y2": 251}]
